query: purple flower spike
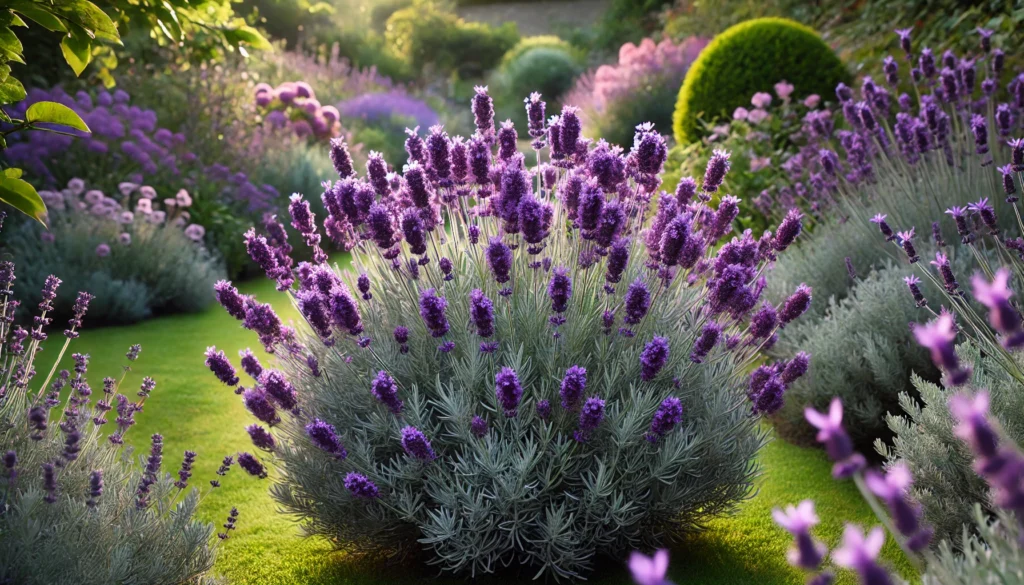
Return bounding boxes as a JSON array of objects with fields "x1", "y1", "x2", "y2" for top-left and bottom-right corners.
[
  {"x1": 574, "y1": 396, "x2": 606, "y2": 442},
  {"x1": 400, "y1": 425, "x2": 437, "y2": 461},
  {"x1": 306, "y1": 418, "x2": 347, "y2": 458},
  {"x1": 689, "y1": 322, "x2": 721, "y2": 363},
  {"x1": 486, "y1": 237, "x2": 513, "y2": 284},
  {"x1": 345, "y1": 472, "x2": 380, "y2": 499},
  {"x1": 903, "y1": 275, "x2": 927, "y2": 307},
  {"x1": 968, "y1": 198, "x2": 999, "y2": 235},
  {"x1": 646, "y1": 396, "x2": 683, "y2": 443},
  {"x1": 495, "y1": 367, "x2": 523, "y2": 417},
  {"x1": 247, "y1": 424, "x2": 276, "y2": 450},
  {"x1": 804, "y1": 398, "x2": 866, "y2": 478},
  {"x1": 972, "y1": 269, "x2": 1024, "y2": 346},
  {"x1": 536, "y1": 399, "x2": 552, "y2": 420},
  {"x1": 702, "y1": 150, "x2": 731, "y2": 195},
  {"x1": 205, "y1": 346, "x2": 239, "y2": 386},
  {"x1": 548, "y1": 267, "x2": 572, "y2": 314},
  {"x1": 896, "y1": 228, "x2": 920, "y2": 264},
  {"x1": 779, "y1": 284, "x2": 812, "y2": 326},
  {"x1": 832, "y1": 526, "x2": 894, "y2": 585},
  {"x1": 469, "y1": 289, "x2": 495, "y2": 338},
  {"x1": 772, "y1": 500, "x2": 826, "y2": 570},
  {"x1": 913, "y1": 313, "x2": 971, "y2": 385},
  {"x1": 774, "y1": 209, "x2": 803, "y2": 251},
  {"x1": 869, "y1": 214, "x2": 896, "y2": 242},
  {"x1": 949, "y1": 391, "x2": 1000, "y2": 459},
  {"x1": 418, "y1": 289, "x2": 450, "y2": 338},
  {"x1": 371, "y1": 370, "x2": 404, "y2": 414},
  {"x1": 640, "y1": 336, "x2": 670, "y2": 381},
  {"x1": 864, "y1": 463, "x2": 933, "y2": 550},
  {"x1": 560, "y1": 365, "x2": 587, "y2": 410},
  {"x1": 624, "y1": 279, "x2": 651, "y2": 325},
  {"x1": 470, "y1": 415, "x2": 488, "y2": 438},
  {"x1": 237, "y1": 452, "x2": 268, "y2": 479}
]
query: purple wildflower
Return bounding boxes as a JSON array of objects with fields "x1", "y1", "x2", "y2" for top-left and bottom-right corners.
[
  {"x1": 623, "y1": 279, "x2": 651, "y2": 325},
  {"x1": 805, "y1": 399, "x2": 867, "y2": 478},
  {"x1": 470, "y1": 415, "x2": 488, "y2": 438},
  {"x1": 689, "y1": 322, "x2": 721, "y2": 363},
  {"x1": 247, "y1": 424, "x2": 276, "y2": 450},
  {"x1": 400, "y1": 425, "x2": 437, "y2": 461},
  {"x1": 306, "y1": 418, "x2": 347, "y2": 458},
  {"x1": 548, "y1": 267, "x2": 572, "y2": 313},
  {"x1": 772, "y1": 500, "x2": 826, "y2": 570},
  {"x1": 469, "y1": 289, "x2": 495, "y2": 338},
  {"x1": 560, "y1": 365, "x2": 587, "y2": 410},
  {"x1": 371, "y1": 370, "x2": 403, "y2": 414},
  {"x1": 345, "y1": 472, "x2": 380, "y2": 499},
  {"x1": 205, "y1": 347, "x2": 239, "y2": 386},
  {"x1": 646, "y1": 397, "x2": 683, "y2": 443},
  {"x1": 237, "y1": 452, "x2": 268, "y2": 479},
  {"x1": 640, "y1": 336, "x2": 669, "y2": 381},
  {"x1": 574, "y1": 396, "x2": 606, "y2": 442},
  {"x1": 495, "y1": 367, "x2": 523, "y2": 417}
]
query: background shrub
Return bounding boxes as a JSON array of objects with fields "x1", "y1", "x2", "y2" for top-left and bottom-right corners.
[
  {"x1": 385, "y1": 4, "x2": 519, "y2": 79},
  {"x1": 493, "y1": 45, "x2": 582, "y2": 129},
  {"x1": 499, "y1": 35, "x2": 579, "y2": 68},
  {"x1": 672, "y1": 17, "x2": 848, "y2": 144},
  {"x1": 770, "y1": 262, "x2": 942, "y2": 450},
  {"x1": 4, "y1": 209, "x2": 223, "y2": 325},
  {"x1": 565, "y1": 36, "x2": 707, "y2": 148},
  {"x1": 879, "y1": 343, "x2": 1024, "y2": 548}
]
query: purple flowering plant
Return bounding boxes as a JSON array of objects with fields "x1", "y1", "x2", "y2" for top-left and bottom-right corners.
[
  {"x1": 0, "y1": 211, "x2": 231, "y2": 582},
  {"x1": 209, "y1": 86, "x2": 812, "y2": 578}
]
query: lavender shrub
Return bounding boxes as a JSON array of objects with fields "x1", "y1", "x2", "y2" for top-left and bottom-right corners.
[
  {"x1": 209, "y1": 89, "x2": 812, "y2": 578},
  {"x1": 0, "y1": 212, "x2": 227, "y2": 584}
]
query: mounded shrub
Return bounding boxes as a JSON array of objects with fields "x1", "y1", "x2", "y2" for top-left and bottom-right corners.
[
  {"x1": 210, "y1": 90, "x2": 814, "y2": 578},
  {"x1": 0, "y1": 215, "x2": 223, "y2": 584},
  {"x1": 672, "y1": 17, "x2": 848, "y2": 144},
  {"x1": 385, "y1": 4, "x2": 519, "y2": 79},
  {"x1": 499, "y1": 35, "x2": 579, "y2": 68},
  {"x1": 495, "y1": 45, "x2": 581, "y2": 129},
  {"x1": 770, "y1": 261, "x2": 942, "y2": 450}
]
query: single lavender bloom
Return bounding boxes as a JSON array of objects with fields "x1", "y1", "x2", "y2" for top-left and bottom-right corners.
[
  {"x1": 968, "y1": 198, "x2": 999, "y2": 235},
  {"x1": 689, "y1": 322, "x2": 721, "y2": 363},
  {"x1": 773, "y1": 209, "x2": 803, "y2": 251},
  {"x1": 401, "y1": 425, "x2": 437, "y2": 461},
  {"x1": 772, "y1": 500, "x2": 826, "y2": 570},
  {"x1": 329, "y1": 137, "x2": 355, "y2": 178},
  {"x1": 64, "y1": 291, "x2": 94, "y2": 338},
  {"x1": 804, "y1": 398, "x2": 866, "y2": 478},
  {"x1": 173, "y1": 450, "x2": 197, "y2": 489},
  {"x1": 864, "y1": 463, "x2": 933, "y2": 550},
  {"x1": 845, "y1": 257, "x2": 857, "y2": 281},
  {"x1": 949, "y1": 391, "x2": 1000, "y2": 459},
  {"x1": 306, "y1": 418, "x2": 347, "y2": 458},
  {"x1": 749, "y1": 302, "x2": 777, "y2": 339},
  {"x1": 87, "y1": 469, "x2": 103, "y2": 507},
  {"x1": 239, "y1": 349, "x2": 263, "y2": 380},
  {"x1": 832, "y1": 526, "x2": 894, "y2": 585},
  {"x1": 869, "y1": 214, "x2": 896, "y2": 241},
  {"x1": 247, "y1": 424, "x2": 276, "y2": 450},
  {"x1": 439, "y1": 257, "x2": 453, "y2": 281},
  {"x1": 215, "y1": 281, "x2": 248, "y2": 321},
  {"x1": 709, "y1": 196, "x2": 740, "y2": 241},
  {"x1": 486, "y1": 237, "x2": 513, "y2": 284},
  {"x1": 973, "y1": 269, "x2": 1024, "y2": 346},
  {"x1": 919, "y1": 47, "x2": 936, "y2": 78},
  {"x1": 560, "y1": 365, "x2": 587, "y2": 410},
  {"x1": 578, "y1": 181, "x2": 605, "y2": 231},
  {"x1": 536, "y1": 399, "x2": 552, "y2": 420},
  {"x1": 357, "y1": 273, "x2": 372, "y2": 301},
  {"x1": 237, "y1": 452, "x2": 268, "y2": 479},
  {"x1": 629, "y1": 550, "x2": 670, "y2": 585},
  {"x1": 426, "y1": 125, "x2": 452, "y2": 182},
  {"x1": 968, "y1": 114, "x2": 989, "y2": 156},
  {"x1": 595, "y1": 200, "x2": 625, "y2": 248},
  {"x1": 367, "y1": 203, "x2": 398, "y2": 249},
  {"x1": 675, "y1": 177, "x2": 697, "y2": 202},
  {"x1": 418, "y1": 289, "x2": 450, "y2": 338},
  {"x1": 895, "y1": 28, "x2": 912, "y2": 56},
  {"x1": 945, "y1": 206, "x2": 973, "y2": 243},
  {"x1": 606, "y1": 238, "x2": 630, "y2": 285},
  {"x1": 472, "y1": 86, "x2": 495, "y2": 139},
  {"x1": 779, "y1": 284, "x2": 812, "y2": 326},
  {"x1": 896, "y1": 228, "x2": 920, "y2": 263},
  {"x1": 469, "y1": 289, "x2": 495, "y2": 338},
  {"x1": 495, "y1": 367, "x2": 523, "y2": 417},
  {"x1": 3, "y1": 450, "x2": 16, "y2": 481},
  {"x1": 930, "y1": 252, "x2": 959, "y2": 294},
  {"x1": 371, "y1": 370, "x2": 404, "y2": 414},
  {"x1": 261, "y1": 369, "x2": 298, "y2": 410},
  {"x1": 624, "y1": 279, "x2": 651, "y2": 325},
  {"x1": 646, "y1": 396, "x2": 684, "y2": 443},
  {"x1": 366, "y1": 152, "x2": 391, "y2": 196},
  {"x1": 998, "y1": 164, "x2": 1018, "y2": 203},
  {"x1": 640, "y1": 336, "x2": 669, "y2": 381},
  {"x1": 242, "y1": 388, "x2": 279, "y2": 426},
  {"x1": 42, "y1": 462, "x2": 58, "y2": 503},
  {"x1": 780, "y1": 352, "x2": 810, "y2": 385},
  {"x1": 525, "y1": 92, "x2": 546, "y2": 138},
  {"x1": 329, "y1": 284, "x2": 363, "y2": 335},
  {"x1": 702, "y1": 150, "x2": 731, "y2": 194},
  {"x1": 470, "y1": 415, "x2": 488, "y2": 438},
  {"x1": 548, "y1": 267, "x2": 572, "y2": 313},
  {"x1": 205, "y1": 346, "x2": 239, "y2": 386},
  {"x1": 345, "y1": 472, "x2": 380, "y2": 499},
  {"x1": 497, "y1": 120, "x2": 518, "y2": 161},
  {"x1": 574, "y1": 396, "x2": 606, "y2": 442}
]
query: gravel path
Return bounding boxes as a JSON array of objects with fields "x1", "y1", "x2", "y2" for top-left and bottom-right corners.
[{"x1": 457, "y1": 0, "x2": 612, "y2": 36}]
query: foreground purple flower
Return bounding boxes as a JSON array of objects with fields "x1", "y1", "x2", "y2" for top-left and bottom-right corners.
[
  {"x1": 804, "y1": 399, "x2": 865, "y2": 478},
  {"x1": 628, "y1": 549, "x2": 670, "y2": 585}
]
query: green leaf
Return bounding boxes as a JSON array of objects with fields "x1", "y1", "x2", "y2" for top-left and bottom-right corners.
[
  {"x1": 0, "y1": 62, "x2": 10, "y2": 82},
  {"x1": 60, "y1": 30, "x2": 91, "y2": 75},
  {"x1": 26, "y1": 101, "x2": 90, "y2": 132},
  {"x1": 0, "y1": 26, "x2": 25, "y2": 63},
  {"x1": 8, "y1": 14, "x2": 26, "y2": 27},
  {"x1": 53, "y1": 0, "x2": 120, "y2": 43},
  {"x1": 0, "y1": 174, "x2": 47, "y2": 226},
  {"x1": 3, "y1": 168, "x2": 22, "y2": 179},
  {"x1": 10, "y1": 3, "x2": 69, "y2": 33},
  {"x1": 0, "y1": 75, "x2": 25, "y2": 104},
  {"x1": 222, "y1": 25, "x2": 272, "y2": 51}
]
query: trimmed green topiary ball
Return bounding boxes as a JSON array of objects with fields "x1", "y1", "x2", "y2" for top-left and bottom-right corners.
[{"x1": 672, "y1": 17, "x2": 849, "y2": 144}]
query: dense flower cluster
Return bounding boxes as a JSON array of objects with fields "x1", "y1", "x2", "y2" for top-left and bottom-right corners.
[
  {"x1": 211, "y1": 86, "x2": 810, "y2": 578},
  {"x1": 255, "y1": 81, "x2": 341, "y2": 140}
]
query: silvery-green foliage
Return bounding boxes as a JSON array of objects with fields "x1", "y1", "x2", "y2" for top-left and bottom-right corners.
[
  {"x1": 768, "y1": 108, "x2": 1017, "y2": 319},
  {"x1": 922, "y1": 506, "x2": 1024, "y2": 585},
  {"x1": 270, "y1": 232, "x2": 769, "y2": 579},
  {"x1": 0, "y1": 235, "x2": 219, "y2": 584},
  {"x1": 771, "y1": 261, "x2": 941, "y2": 449},
  {"x1": 2, "y1": 213, "x2": 223, "y2": 324},
  {"x1": 879, "y1": 343, "x2": 1024, "y2": 547}
]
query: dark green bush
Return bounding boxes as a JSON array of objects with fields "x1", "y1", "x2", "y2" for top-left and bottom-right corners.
[
  {"x1": 385, "y1": 4, "x2": 519, "y2": 79},
  {"x1": 495, "y1": 45, "x2": 581, "y2": 129},
  {"x1": 672, "y1": 17, "x2": 848, "y2": 144}
]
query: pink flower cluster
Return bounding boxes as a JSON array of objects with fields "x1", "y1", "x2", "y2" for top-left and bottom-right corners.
[
  {"x1": 255, "y1": 81, "x2": 341, "y2": 141},
  {"x1": 38, "y1": 178, "x2": 207, "y2": 253}
]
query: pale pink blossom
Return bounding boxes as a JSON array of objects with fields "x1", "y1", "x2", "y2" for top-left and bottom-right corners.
[{"x1": 751, "y1": 92, "x2": 773, "y2": 109}]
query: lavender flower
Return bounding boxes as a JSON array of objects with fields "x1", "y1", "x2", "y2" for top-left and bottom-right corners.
[
  {"x1": 864, "y1": 463, "x2": 933, "y2": 550},
  {"x1": 968, "y1": 198, "x2": 999, "y2": 235},
  {"x1": 804, "y1": 399, "x2": 866, "y2": 478},
  {"x1": 400, "y1": 425, "x2": 437, "y2": 461},
  {"x1": 548, "y1": 267, "x2": 572, "y2": 313},
  {"x1": 646, "y1": 397, "x2": 683, "y2": 443},
  {"x1": 779, "y1": 284, "x2": 812, "y2": 326},
  {"x1": 237, "y1": 452, "x2": 268, "y2": 479},
  {"x1": 560, "y1": 365, "x2": 587, "y2": 410},
  {"x1": 574, "y1": 396, "x2": 606, "y2": 442},
  {"x1": 469, "y1": 289, "x2": 495, "y2": 338},
  {"x1": 87, "y1": 469, "x2": 103, "y2": 507},
  {"x1": 486, "y1": 237, "x2": 513, "y2": 284},
  {"x1": 913, "y1": 313, "x2": 970, "y2": 385},
  {"x1": 64, "y1": 291, "x2": 93, "y2": 338},
  {"x1": 869, "y1": 214, "x2": 896, "y2": 242},
  {"x1": 832, "y1": 526, "x2": 893, "y2": 585},
  {"x1": 344, "y1": 472, "x2": 380, "y2": 499},
  {"x1": 972, "y1": 269, "x2": 1024, "y2": 347},
  {"x1": 215, "y1": 281, "x2": 248, "y2": 321},
  {"x1": 629, "y1": 550, "x2": 669, "y2": 585},
  {"x1": 418, "y1": 289, "x2": 450, "y2": 338},
  {"x1": 472, "y1": 86, "x2": 495, "y2": 139},
  {"x1": 702, "y1": 150, "x2": 731, "y2": 194},
  {"x1": 774, "y1": 209, "x2": 803, "y2": 251},
  {"x1": 772, "y1": 500, "x2": 826, "y2": 570},
  {"x1": 306, "y1": 418, "x2": 347, "y2": 458},
  {"x1": 243, "y1": 388, "x2": 279, "y2": 426},
  {"x1": 689, "y1": 322, "x2": 720, "y2": 363},
  {"x1": 247, "y1": 424, "x2": 276, "y2": 450},
  {"x1": 780, "y1": 352, "x2": 810, "y2": 385},
  {"x1": 624, "y1": 279, "x2": 651, "y2": 325},
  {"x1": 470, "y1": 415, "x2": 488, "y2": 438},
  {"x1": 495, "y1": 367, "x2": 523, "y2": 417},
  {"x1": 329, "y1": 137, "x2": 355, "y2": 178},
  {"x1": 640, "y1": 336, "x2": 669, "y2": 381},
  {"x1": 536, "y1": 399, "x2": 552, "y2": 420},
  {"x1": 371, "y1": 370, "x2": 403, "y2": 414},
  {"x1": 205, "y1": 347, "x2": 239, "y2": 386},
  {"x1": 239, "y1": 349, "x2": 263, "y2": 379}
]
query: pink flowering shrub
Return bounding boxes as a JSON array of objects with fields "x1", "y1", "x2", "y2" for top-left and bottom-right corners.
[
  {"x1": 565, "y1": 37, "x2": 708, "y2": 147},
  {"x1": 255, "y1": 81, "x2": 342, "y2": 141},
  {"x1": 2, "y1": 179, "x2": 223, "y2": 324}
]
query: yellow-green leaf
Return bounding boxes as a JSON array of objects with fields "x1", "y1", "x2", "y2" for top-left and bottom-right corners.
[
  {"x1": 0, "y1": 75, "x2": 25, "y2": 104},
  {"x1": 10, "y1": 2, "x2": 68, "y2": 33},
  {"x1": 60, "y1": 32, "x2": 91, "y2": 75},
  {"x1": 26, "y1": 101, "x2": 90, "y2": 132},
  {"x1": 0, "y1": 174, "x2": 47, "y2": 226},
  {"x1": 3, "y1": 168, "x2": 23, "y2": 179}
]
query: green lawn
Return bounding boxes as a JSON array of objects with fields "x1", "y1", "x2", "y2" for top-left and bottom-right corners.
[{"x1": 37, "y1": 276, "x2": 917, "y2": 585}]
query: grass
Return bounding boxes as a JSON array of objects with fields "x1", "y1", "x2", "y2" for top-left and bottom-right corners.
[{"x1": 36, "y1": 275, "x2": 917, "y2": 585}]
